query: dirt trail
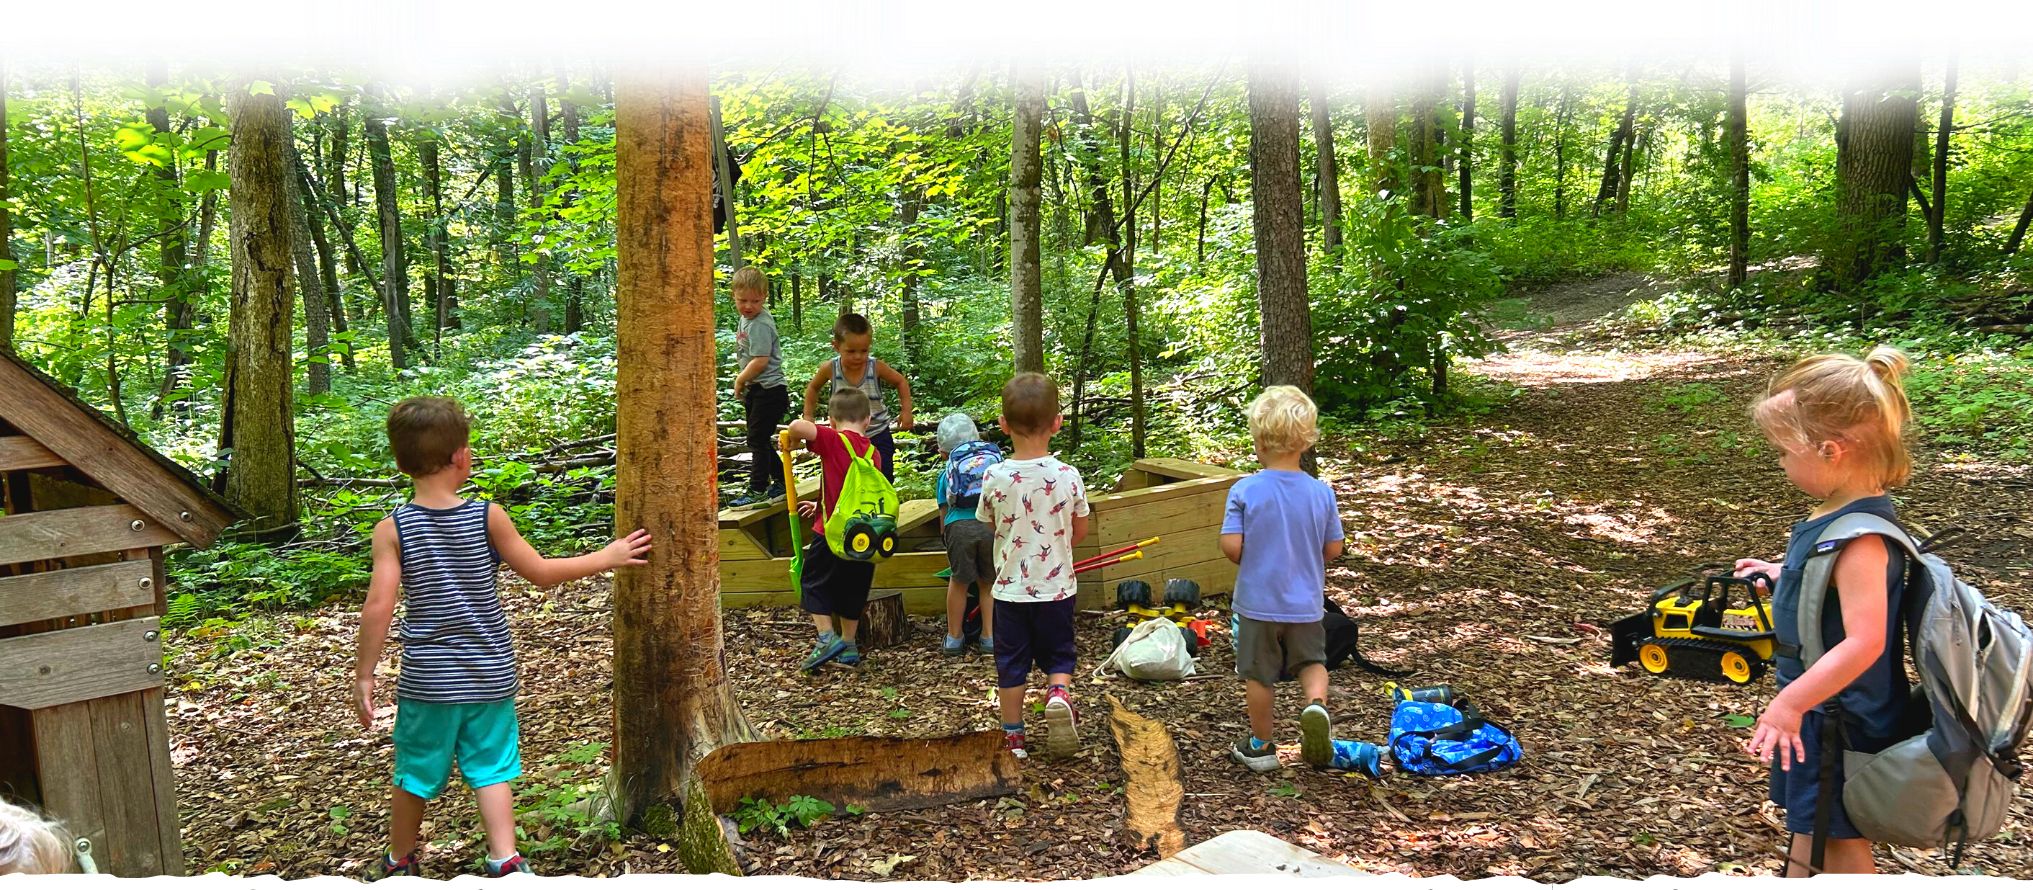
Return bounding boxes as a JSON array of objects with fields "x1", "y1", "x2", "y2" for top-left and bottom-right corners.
[{"x1": 168, "y1": 277, "x2": 2033, "y2": 880}]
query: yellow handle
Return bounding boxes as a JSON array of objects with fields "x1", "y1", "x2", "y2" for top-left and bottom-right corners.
[{"x1": 1117, "y1": 551, "x2": 1144, "y2": 563}]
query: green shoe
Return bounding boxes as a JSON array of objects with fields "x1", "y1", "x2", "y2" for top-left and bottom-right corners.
[
  {"x1": 1300, "y1": 701, "x2": 1333, "y2": 768},
  {"x1": 801, "y1": 636, "x2": 848, "y2": 672}
]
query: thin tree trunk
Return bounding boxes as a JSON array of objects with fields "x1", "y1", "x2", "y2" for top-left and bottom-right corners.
[
  {"x1": 1120, "y1": 69, "x2": 1145, "y2": 459},
  {"x1": 1727, "y1": 53, "x2": 1751, "y2": 290},
  {"x1": 364, "y1": 90, "x2": 412, "y2": 368},
  {"x1": 1365, "y1": 82, "x2": 1399, "y2": 199},
  {"x1": 220, "y1": 81, "x2": 299, "y2": 540},
  {"x1": 286, "y1": 147, "x2": 332, "y2": 395},
  {"x1": 1310, "y1": 77, "x2": 1343, "y2": 259},
  {"x1": 898, "y1": 186, "x2": 924, "y2": 362},
  {"x1": 1554, "y1": 85, "x2": 1572, "y2": 220},
  {"x1": 1927, "y1": 58, "x2": 1957, "y2": 264},
  {"x1": 1065, "y1": 71, "x2": 1139, "y2": 450},
  {"x1": 1595, "y1": 72, "x2": 1639, "y2": 217},
  {"x1": 1458, "y1": 63, "x2": 1475, "y2": 221},
  {"x1": 610, "y1": 68, "x2": 757, "y2": 843},
  {"x1": 1615, "y1": 121, "x2": 1642, "y2": 213},
  {"x1": 1498, "y1": 68, "x2": 1520, "y2": 219},
  {"x1": 0, "y1": 60, "x2": 13, "y2": 351},
  {"x1": 709, "y1": 95, "x2": 743, "y2": 272},
  {"x1": 530, "y1": 82, "x2": 553, "y2": 331},
  {"x1": 146, "y1": 62, "x2": 197, "y2": 419},
  {"x1": 1008, "y1": 71, "x2": 1046, "y2": 375},
  {"x1": 1196, "y1": 175, "x2": 1215, "y2": 263},
  {"x1": 327, "y1": 100, "x2": 350, "y2": 210},
  {"x1": 2004, "y1": 188, "x2": 2033, "y2": 257},
  {"x1": 297, "y1": 157, "x2": 353, "y2": 370},
  {"x1": 790, "y1": 271, "x2": 803, "y2": 330},
  {"x1": 1407, "y1": 67, "x2": 1444, "y2": 219},
  {"x1": 1248, "y1": 65, "x2": 1316, "y2": 473},
  {"x1": 562, "y1": 74, "x2": 585, "y2": 333},
  {"x1": 1824, "y1": 66, "x2": 1920, "y2": 291},
  {"x1": 419, "y1": 126, "x2": 454, "y2": 341}
]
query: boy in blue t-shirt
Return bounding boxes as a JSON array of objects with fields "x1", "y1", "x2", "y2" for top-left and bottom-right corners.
[{"x1": 1220, "y1": 386, "x2": 1375, "y2": 776}]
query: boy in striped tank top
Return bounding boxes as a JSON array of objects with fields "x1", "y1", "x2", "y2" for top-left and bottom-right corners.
[
  {"x1": 354, "y1": 398, "x2": 651, "y2": 879},
  {"x1": 800, "y1": 312, "x2": 914, "y2": 481}
]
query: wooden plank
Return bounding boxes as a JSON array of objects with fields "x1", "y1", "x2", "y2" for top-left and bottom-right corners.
[
  {"x1": 722, "y1": 585, "x2": 951, "y2": 615},
  {"x1": 1089, "y1": 474, "x2": 1239, "y2": 511},
  {"x1": 894, "y1": 499, "x2": 940, "y2": 535},
  {"x1": 31, "y1": 701, "x2": 107, "y2": 867},
  {"x1": 0, "y1": 505, "x2": 181, "y2": 567},
  {"x1": 0, "y1": 618, "x2": 162, "y2": 709},
  {"x1": 719, "y1": 551, "x2": 952, "y2": 594},
  {"x1": 1158, "y1": 830, "x2": 1361, "y2": 877},
  {"x1": 0, "y1": 353, "x2": 239, "y2": 547},
  {"x1": 0, "y1": 558, "x2": 157, "y2": 628},
  {"x1": 1092, "y1": 491, "x2": 1232, "y2": 544},
  {"x1": 717, "y1": 528, "x2": 772, "y2": 561},
  {"x1": 90, "y1": 692, "x2": 164, "y2": 875},
  {"x1": 0, "y1": 705, "x2": 39, "y2": 803},
  {"x1": 1130, "y1": 457, "x2": 1242, "y2": 482},
  {"x1": 718, "y1": 476, "x2": 822, "y2": 529},
  {"x1": 139, "y1": 686, "x2": 185, "y2": 875},
  {"x1": 0, "y1": 436, "x2": 66, "y2": 472}
]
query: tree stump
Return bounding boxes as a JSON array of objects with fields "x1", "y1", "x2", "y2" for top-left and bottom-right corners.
[{"x1": 858, "y1": 590, "x2": 908, "y2": 649}]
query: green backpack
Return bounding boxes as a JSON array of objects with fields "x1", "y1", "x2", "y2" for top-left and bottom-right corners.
[{"x1": 823, "y1": 437, "x2": 901, "y2": 561}]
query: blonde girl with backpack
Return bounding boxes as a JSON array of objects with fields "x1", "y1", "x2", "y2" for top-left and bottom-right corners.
[{"x1": 1735, "y1": 346, "x2": 1914, "y2": 876}]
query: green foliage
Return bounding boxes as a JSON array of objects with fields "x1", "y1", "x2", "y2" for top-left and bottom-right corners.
[{"x1": 731, "y1": 795, "x2": 837, "y2": 837}]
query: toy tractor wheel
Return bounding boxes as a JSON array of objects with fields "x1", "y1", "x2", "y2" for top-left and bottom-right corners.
[
  {"x1": 1116, "y1": 580, "x2": 1154, "y2": 609},
  {"x1": 1112, "y1": 625, "x2": 1133, "y2": 650},
  {"x1": 1163, "y1": 579, "x2": 1202, "y2": 609},
  {"x1": 1719, "y1": 650, "x2": 1759, "y2": 685},
  {"x1": 1177, "y1": 623, "x2": 1200, "y2": 657},
  {"x1": 1638, "y1": 641, "x2": 1672, "y2": 675},
  {"x1": 876, "y1": 530, "x2": 898, "y2": 559}
]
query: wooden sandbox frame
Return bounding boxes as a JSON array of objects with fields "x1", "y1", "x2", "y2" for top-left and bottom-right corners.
[{"x1": 716, "y1": 457, "x2": 1242, "y2": 612}]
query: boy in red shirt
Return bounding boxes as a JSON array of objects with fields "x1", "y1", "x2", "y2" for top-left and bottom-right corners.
[{"x1": 785, "y1": 388, "x2": 879, "y2": 671}]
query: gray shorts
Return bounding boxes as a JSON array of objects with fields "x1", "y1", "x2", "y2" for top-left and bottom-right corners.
[
  {"x1": 1234, "y1": 616, "x2": 1326, "y2": 686},
  {"x1": 942, "y1": 519, "x2": 996, "y2": 588}
]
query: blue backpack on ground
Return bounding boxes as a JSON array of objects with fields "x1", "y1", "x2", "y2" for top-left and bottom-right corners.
[
  {"x1": 942, "y1": 440, "x2": 1003, "y2": 510},
  {"x1": 1387, "y1": 690, "x2": 1523, "y2": 776}
]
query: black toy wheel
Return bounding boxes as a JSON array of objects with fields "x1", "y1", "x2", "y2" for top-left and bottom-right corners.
[
  {"x1": 1116, "y1": 580, "x2": 1154, "y2": 609},
  {"x1": 1164, "y1": 579, "x2": 1201, "y2": 608},
  {"x1": 1178, "y1": 623, "x2": 1200, "y2": 657},
  {"x1": 1112, "y1": 625, "x2": 1133, "y2": 649}
]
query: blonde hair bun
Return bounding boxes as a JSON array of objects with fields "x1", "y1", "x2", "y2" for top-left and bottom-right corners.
[{"x1": 1865, "y1": 345, "x2": 1911, "y2": 385}]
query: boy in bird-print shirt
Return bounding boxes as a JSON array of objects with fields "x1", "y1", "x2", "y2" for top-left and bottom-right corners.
[{"x1": 975, "y1": 373, "x2": 1090, "y2": 761}]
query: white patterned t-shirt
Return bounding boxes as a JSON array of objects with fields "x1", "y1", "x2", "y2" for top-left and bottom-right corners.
[{"x1": 974, "y1": 456, "x2": 1090, "y2": 603}]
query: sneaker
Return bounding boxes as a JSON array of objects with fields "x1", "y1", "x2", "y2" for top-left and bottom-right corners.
[
  {"x1": 1300, "y1": 701, "x2": 1333, "y2": 768},
  {"x1": 1004, "y1": 730, "x2": 1029, "y2": 760},
  {"x1": 836, "y1": 641, "x2": 862, "y2": 667},
  {"x1": 1229, "y1": 736, "x2": 1280, "y2": 773},
  {"x1": 1043, "y1": 687, "x2": 1080, "y2": 758},
  {"x1": 942, "y1": 635, "x2": 966, "y2": 657},
  {"x1": 1329, "y1": 739, "x2": 1383, "y2": 778},
  {"x1": 728, "y1": 491, "x2": 765, "y2": 508},
  {"x1": 365, "y1": 852, "x2": 420, "y2": 881},
  {"x1": 974, "y1": 636, "x2": 994, "y2": 656},
  {"x1": 763, "y1": 483, "x2": 786, "y2": 500},
  {"x1": 801, "y1": 636, "x2": 848, "y2": 672},
  {"x1": 483, "y1": 854, "x2": 533, "y2": 877}
]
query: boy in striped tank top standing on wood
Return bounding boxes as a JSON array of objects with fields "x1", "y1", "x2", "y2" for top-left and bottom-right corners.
[
  {"x1": 354, "y1": 398, "x2": 652, "y2": 879},
  {"x1": 801, "y1": 312, "x2": 914, "y2": 480}
]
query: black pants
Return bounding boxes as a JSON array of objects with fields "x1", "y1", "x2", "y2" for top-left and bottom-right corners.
[{"x1": 745, "y1": 384, "x2": 790, "y2": 493}]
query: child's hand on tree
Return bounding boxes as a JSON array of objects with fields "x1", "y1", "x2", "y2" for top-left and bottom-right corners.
[
  {"x1": 1746, "y1": 697, "x2": 1807, "y2": 769},
  {"x1": 602, "y1": 529, "x2": 654, "y2": 569},
  {"x1": 1734, "y1": 558, "x2": 1783, "y2": 591}
]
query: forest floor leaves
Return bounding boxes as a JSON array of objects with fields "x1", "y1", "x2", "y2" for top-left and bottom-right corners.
[{"x1": 168, "y1": 275, "x2": 2033, "y2": 879}]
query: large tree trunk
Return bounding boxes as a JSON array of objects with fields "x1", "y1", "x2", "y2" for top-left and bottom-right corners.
[
  {"x1": 1248, "y1": 66, "x2": 1316, "y2": 472},
  {"x1": 1458, "y1": 63, "x2": 1475, "y2": 221},
  {"x1": 610, "y1": 70, "x2": 756, "y2": 851},
  {"x1": 364, "y1": 90, "x2": 413, "y2": 368},
  {"x1": 1008, "y1": 72, "x2": 1046, "y2": 375},
  {"x1": 1498, "y1": 69, "x2": 1520, "y2": 219},
  {"x1": 1365, "y1": 82, "x2": 1399, "y2": 200},
  {"x1": 1824, "y1": 66, "x2": 1920, "y2": 291},
  {"x1": 1926, "y1": 59, "x2": 1957, "y2": 264},
  {"x1": 0, "y1": 61, "x2": 13, "y2": 350},
  {"x1": 1309, "y1": 78, "x2": 1343, "y2": 259},
  {"x1": 1727, "y1": 53, "x2": 1751, "y2": 290},
  {"x1": 1615, "y1": 122, "x2": 1642, "y2": 213},
  {"x1": 219, "y1": 82, "x2": 299, "y2": 540},
  {"x1": 1407, "y1": 69, "x2": 1444, "y2": 219},
  {"x1": 285, "y1": 148, "x2": 332, "y2": 396},
  {"x1": 146, "y1": 62, "x2": 199, "y2": 420},
  {"x1": 1594, "y1": 72, "x2": 1639, "y2": 218}
]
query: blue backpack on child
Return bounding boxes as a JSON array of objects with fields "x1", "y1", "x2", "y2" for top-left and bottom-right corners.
[
  {"x1": 1387, "y1": 687, "x2": 1523, "y2": 776},
  {"x1": 942, "y1": 440, "x2": 1004, "y2": 510}
]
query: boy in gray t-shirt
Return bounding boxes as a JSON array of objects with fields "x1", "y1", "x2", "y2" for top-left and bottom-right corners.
[{"x1": 730, "y1": 267, "x2": 789, "y2": 506}]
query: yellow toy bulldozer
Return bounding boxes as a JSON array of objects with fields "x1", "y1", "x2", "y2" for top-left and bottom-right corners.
[{"x1": 1609, "y1": 572, "x2": 1776, "y2": 686}]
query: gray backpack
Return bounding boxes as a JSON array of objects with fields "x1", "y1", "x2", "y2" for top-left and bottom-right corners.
[{"x1": 1795, "y1": 514, "x2": 2033, "y2": 872}]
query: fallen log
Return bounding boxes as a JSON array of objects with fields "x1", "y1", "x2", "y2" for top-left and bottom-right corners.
[{"x1": 692, "y1": 731, "x2": 1019, "y2": 816}]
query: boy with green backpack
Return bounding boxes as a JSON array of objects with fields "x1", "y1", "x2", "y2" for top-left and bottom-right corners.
[{"x1": 786, "y1": 387, "x2": 899, "y2": 671}]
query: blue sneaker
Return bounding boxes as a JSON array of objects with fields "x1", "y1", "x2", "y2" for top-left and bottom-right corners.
[
  {"x1": 801, "y1": 636, "x2": 848, "y2": 672},
  {"x1": 836, "y1": 641, "x2": 862, "y2": 667},
  {"x1": 1329, "y1": 739, "x2": 1383, "y2": 778},
  {"x1": 974, "y1": 635, "x2": 994, "y2": 656},
  {"x1": 1300, "y1": 701, "x2": 1333, "y2": 768},
  {"x1": 942, "y1": 635, "x2": 966, "y2": 656}
]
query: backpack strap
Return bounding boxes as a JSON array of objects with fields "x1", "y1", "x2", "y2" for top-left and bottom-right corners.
[{"x1": 1794, "y1": 513, "x2": 1924, "y2": 669}]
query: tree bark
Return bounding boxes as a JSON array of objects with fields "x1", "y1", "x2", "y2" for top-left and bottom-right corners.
[
  {"x1": 1824, "y1": 66, "x2": 1920, "y2": 291},
  {"x1": 1727, "y1": 53, "x2": 1751, "y2": 290},
  {"x1": 1407, "y1": 69, "x2": 1444, "y2": 219},
  {"x1": 1458, "y1": 63, "x2": 1475, "y2": 221},
  {"x1": 1119, "y1": 71, "x2": 1145, "y2": 459},
  {"x1": 1926, "y1": 59, "x2": 1957, "y2": 264},
  {"x1": 563, "y1": 75, "x2": 586, "y2": 333},
  {"x1": 294, "y1": 156, "x2": 353, "y2": 371},
  {"x1": 145, "y1": 62, "x2": 199, "y2": 420},
  {"x1": 0, "y1": 60, "x2": 13, "y2": 350},
  {"x1": 709, "y1": 95, "x2": 743, "y2": 273},
  {"x1": 220, "y1": 82, "x2": 299, "y2": 540},
  {"x1": 1248, "y1": 66, "x2": 1316, "y2": 472},
  {"x1": 1365, "y1": 82, "x2": 1399, "y2": 200},
  {"x1": 610, "y1": 69, "x2": 757, "y2": 842},
  {"x1": 364, "y1": 89, "x2": 413, "y2": 368},
  {"x1": 1008, "y1": 71, "x2": 1046, "y2": 375},
  {"x1": 419, "y1": 123, "x2": 455, "y2": 339},
  {"x1": 1594, "y1": 72, "x2": 1639, "y2": 218},
  {"x1": 1064, "y1": 71, "x2": 1141, "y2": 453},
  {"x1": 2004, "y1": 188, "x2": 2033, "y2": 257},
  {"x1": 1553, "y1": 85, "x2": 1571, "y2": 220},
  {"x1": 1615, "y1": 121, "x2": 1642, "y2": 213},
  {"x1": 530, "y1": 82, "x2": 554, "y2": 332},
  {"x1": 1309, "y1": 78, "x2": 1343, "y2": 259},
  {"x1": 1498, "y1": 69, "x2": 1519, "y2": 219},
  {"x1": 327, "y1": 100, "x2": 350, "y2": 209},
  {"x1": 286, "y1": 147, "x2": 332, "y2": 395}
]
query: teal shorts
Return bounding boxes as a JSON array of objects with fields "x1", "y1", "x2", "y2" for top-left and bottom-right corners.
[{"x1": 392, "y1": 697, "x2": 521, "y2": 800}]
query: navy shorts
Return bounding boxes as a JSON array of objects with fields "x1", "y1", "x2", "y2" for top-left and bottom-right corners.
[
  {"x1": 1768, "y1": 709, "x2": 1887, "y2": 839},
  {"x1": 799, "y1": 536, "x2": 876, "y2": 622},
  {"x1": 993, "y1": 598, "x2": 1078, "y2": 689},
  {"x1": 870, "y1": 430, "x2": 897, "y2": 482}
]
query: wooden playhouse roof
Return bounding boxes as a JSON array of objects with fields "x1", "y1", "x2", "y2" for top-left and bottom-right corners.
[{"x1": 0, "y1": 349, "x2": 244, "y2": 548}]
